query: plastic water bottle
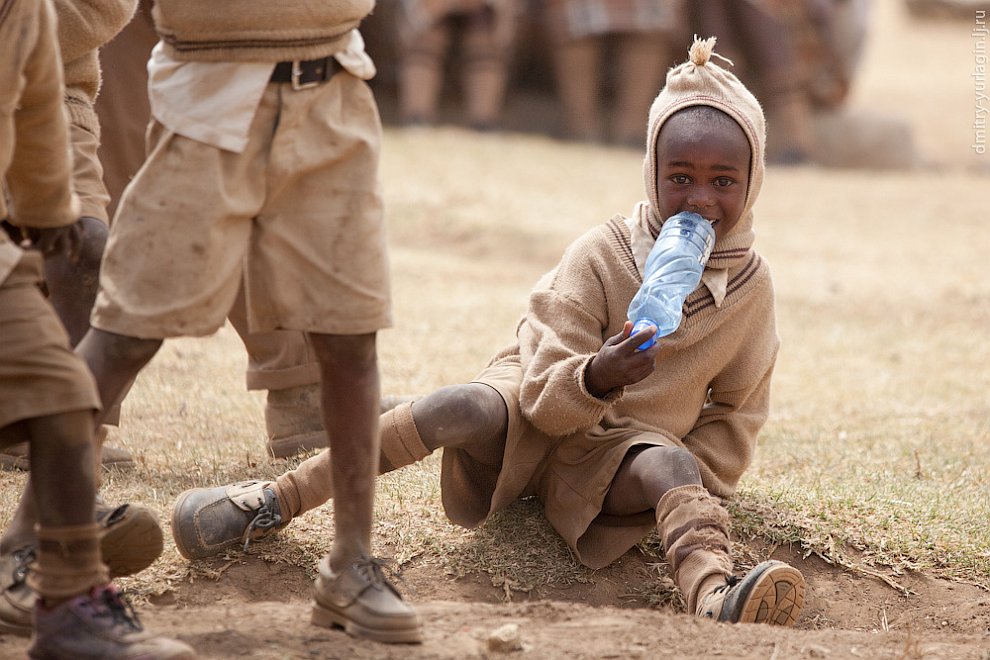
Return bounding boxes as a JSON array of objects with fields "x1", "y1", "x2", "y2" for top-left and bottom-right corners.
[{"x1": 627, "y1": 211, "x2": 715, "y2": 349}]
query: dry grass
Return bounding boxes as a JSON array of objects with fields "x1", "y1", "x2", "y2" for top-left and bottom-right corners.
[
  {"x1": 4, "y1": 125, "x2": 986, "y2": 603},
  {"x1": 2, "y1": 0, "x2": 988, "y2": 604}
]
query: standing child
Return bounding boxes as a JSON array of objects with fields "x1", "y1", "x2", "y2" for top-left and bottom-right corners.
[
  {"x1": 74, "y1": 0, "x2": 422, "y2": 645},
  {"x1": 0, "y1": 0, "x2": 193, "y2": 657},
  {"x1": 172, "y1": 36, "x2": 806, "y2": 625}
]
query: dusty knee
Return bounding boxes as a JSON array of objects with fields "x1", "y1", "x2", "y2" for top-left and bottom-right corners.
[
  {"x1": 637, "y1": 445, "x2": 703, "y2": 495},
  {"x1": 415, "y1": 383, "x2": 506, "y2": 451}
]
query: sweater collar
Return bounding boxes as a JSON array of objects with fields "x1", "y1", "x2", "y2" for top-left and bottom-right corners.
[{"x1": 629, "y1": 202, "x2": 755, "y2": 307}]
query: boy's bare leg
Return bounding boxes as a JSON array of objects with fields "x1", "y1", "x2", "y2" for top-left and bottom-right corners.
[
  {"x1": 41, "y1": 217, "x2": 107, "y2": 347},
  {"x1": 613, "y1": 33, "x2": 672, "y2": 147},
  {"x1": 306, "y1": 332, "x2": 379, "y2": 567},
  {"x1": 170, "y1": 381, "x2": 507, "y2": 563},
  {"x1": 75, "y1": 328, "x2": 163, "y2": 429}
]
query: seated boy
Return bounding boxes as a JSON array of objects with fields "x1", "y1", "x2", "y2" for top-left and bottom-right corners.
[
  {"x1": 73, "y1": 0, "x2": 422, "y2": 645},
  {"x1": 171, "y1": 37, "x2": 806, "y2": 625},
  {"x1": 0, "y1": 1, "x2": 192, "y2": 657}
]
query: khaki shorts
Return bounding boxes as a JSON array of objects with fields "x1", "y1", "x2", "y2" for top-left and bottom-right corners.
[
  {"x1": 93, "y1": 72, "x2": 392, "y2": 339},
  {"x1": 0, "y1": 252, "x2": 101, "y2": 431}
]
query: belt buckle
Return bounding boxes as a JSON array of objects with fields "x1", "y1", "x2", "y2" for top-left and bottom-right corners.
[{"x1": 291, "y1": 61, "x2": 320, "y2": 91}]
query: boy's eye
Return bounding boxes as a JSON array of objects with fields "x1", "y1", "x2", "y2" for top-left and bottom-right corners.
[
  {"x1": 670, "y1": 174, "x2": 691, "y2": 184},
  {"x1": 713, "y1": 177, "x2": 735, "y2": 188}
]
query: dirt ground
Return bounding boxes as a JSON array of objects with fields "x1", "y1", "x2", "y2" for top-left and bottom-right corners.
[{"x1": 3, "y1": 1, "x2": 989, "y2": 658}]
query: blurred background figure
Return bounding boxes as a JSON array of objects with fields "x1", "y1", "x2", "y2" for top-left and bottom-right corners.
[
  {"x1": 689, "y1": 0, "x2": 917, "y2": 168},
  {"x1": 541, "y1": 0, "x2": 686, "y2": 146},
  {"x1": 396, "y1": 0, "x2": 520, "y2": 131}
]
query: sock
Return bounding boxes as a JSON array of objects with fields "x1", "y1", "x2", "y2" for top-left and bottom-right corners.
[{"x1": 655, "y1": 484, "x2": 733, "y2": 614}]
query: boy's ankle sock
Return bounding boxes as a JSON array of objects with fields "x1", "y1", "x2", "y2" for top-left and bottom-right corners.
[
  {"x1": 655, "y1": 484, "x2": 733, "y2": 614},
  {"x1": 28, "y1": 523, "x2": 108, "y2": 602}
]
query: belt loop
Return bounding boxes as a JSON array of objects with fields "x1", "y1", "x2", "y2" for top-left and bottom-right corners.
[{"x1": 291, "y1": 61, "x2": 321, "y2": 91}]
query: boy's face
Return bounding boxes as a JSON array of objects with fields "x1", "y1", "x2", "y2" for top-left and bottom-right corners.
[{"x1": 654, "y1": 110, "x2": 751, "y2": 243}]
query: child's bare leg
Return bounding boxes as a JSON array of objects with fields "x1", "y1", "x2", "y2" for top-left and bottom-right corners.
[
  {"x1": 42, "y1": 217, "x2": 107, "y2": 347},
  {"x1": 602, "y1": 445, "x2": 703, "y2": 516},
  {"x1": 75, "y1": 328, "x2": 162, "y2": 428},
  {"x1": 306, "y1": 332, "x2": 379, "y2": 568},
  {"x1": 551, "y1": 36, "x2": 603, "y2": 142},
  {"x1": 170, "y1": 382, "x2": 508, "y2": 560}
]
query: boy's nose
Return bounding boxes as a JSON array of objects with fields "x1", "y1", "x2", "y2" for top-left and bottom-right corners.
[{"x1": 686, "y1": 188, "x2": 715, "y2": 211}]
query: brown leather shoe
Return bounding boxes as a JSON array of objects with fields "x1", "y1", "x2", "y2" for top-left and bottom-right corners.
[
  {"x1": 97, "y1": 503, "x2": 164, "y2": 579},
  {"x1": 0, "y1": 546, "x2": 35, "y2": 637},
  {"x1": 29, "y1": 584, "x2": 195, "y2": 659},
  {"x1": 696, "y1": 560, "x2": 805, "y2": 626},
  {"x1": 171, "y1": 481, "x2": 283, "y2": 560},
  {"x1": 311, "y1": 555, "x2": 421, "y2": 644},
  {"x1": 0, "y1": 442, "x2": 136, "y2": 472}
]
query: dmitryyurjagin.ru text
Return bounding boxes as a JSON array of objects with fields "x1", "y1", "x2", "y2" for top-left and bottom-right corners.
[{"x1": 975, "y1": 9, "x2": 987, "y2": 154}]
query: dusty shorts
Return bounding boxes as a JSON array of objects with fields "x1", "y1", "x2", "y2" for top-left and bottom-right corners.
[
  {"x1": 0, "y1": 252, "x2": 101, "y2": 431},
  {"x1": 442, "y1": 353, "x2": 676, "y2": 570},
  {"x1": 92, "y1": 72, "x2": 391, "y2": 339}
]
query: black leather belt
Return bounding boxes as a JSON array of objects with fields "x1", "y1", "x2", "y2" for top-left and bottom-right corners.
[{"x1": 270, "y1": 57, "x2": 341, "y2": 90}]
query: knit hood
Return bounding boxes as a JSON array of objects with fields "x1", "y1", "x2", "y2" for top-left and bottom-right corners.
[{"x1": 639, "y1": 36, "x2": 766, "y2": 274}]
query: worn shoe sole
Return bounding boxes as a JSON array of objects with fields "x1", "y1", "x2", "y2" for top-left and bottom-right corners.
[
  {"x1": 728, "y1": 561, "x2": 805, "y2": 626},
  {"x1": 100, "y1": 504, "x2": 165, "y2": 578},
  {"x1": 0, "y1": 446, "x2": 136, "y2": 472},
  {"x1": 311, "y1": 600, "x2": 422, "y2": 644}
]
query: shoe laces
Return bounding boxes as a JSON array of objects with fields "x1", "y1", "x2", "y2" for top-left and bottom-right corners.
[
  {"x1": 242, "y1": 488, "x2": 282, "y2": 553},
  {"x1": 91, "y1": 586, "x2": 144, "y2": 635},
  {"x1": 711, "y1": 574, "x2": 741, "y2": 596},
  {"x1": 3, "y1": 546, "x2": 37, "y2": 590}
]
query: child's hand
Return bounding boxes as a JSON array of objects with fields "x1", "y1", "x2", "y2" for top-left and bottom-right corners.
[
  {"x1": 25, "y1": 222, "x2": 83, "y2": 262},
  {"x1": 585, "y1": 321, "x2": 660, "y2": 398}
]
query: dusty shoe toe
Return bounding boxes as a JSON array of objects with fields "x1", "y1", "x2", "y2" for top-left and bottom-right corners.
[
  {"x1": 0, "y1": 546, "x2": 35, "y2": 637},
  {"x1": 697, "y1": 560, "x2": 805, "y2": 626},
  {"x1": 97, "y1": 503, "x2": 164, "y2": 578},
  {"x1": 171, "y1": 480, "x2": 283, "y2": 560},
  {"x1": 28, "y1": 584, "x2": 195, "y2": 659},
  {"x1": 311, "y1": 555, "x2": 421, "y2": 644}
]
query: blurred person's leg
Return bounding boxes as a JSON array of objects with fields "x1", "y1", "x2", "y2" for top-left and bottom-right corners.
[
  {"x1": 612, "y1": 32, "x2": 672, "y2": 147},
  {"x1": 460, "y1": 8, "x2": 514, "y2": 131},
  {"x1": 226, "y1": 284, "x2": 326, "y2": 458},
  {"x1": 96, "y1": 0, "x2": 156, "y2": 219},
  {"x1": 550, "y1": 35, "x2": 603, "y2": 142},
  {"x1": 397, "y1": 14, "x2": 452, "y2": 125}
]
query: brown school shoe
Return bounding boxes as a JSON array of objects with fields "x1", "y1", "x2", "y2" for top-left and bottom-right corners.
[
  {"x1": 0, "y1": 503, "x2": 164, "y2": 637},
  {"x1": 697, "y1": 560, "x2": 805, "y2": 626},
  {"x1": 0, "y1": 441, "x2": 136, "y2": 472},
  {"x1": 98, "y1": 502, "x2": 165, "y2": 579},
  {"x1": 28, "y1": 584, "x2": 195, "y2": 659},
  {"x1": 311, "y1": 555, "x2": 422, "y2": 644},
  {"x1": 171, "y1": 480, "x2": 284, "y2": 560},
  {"x1": 0, "y1": 546, "x2": 35, "y2": 637}
]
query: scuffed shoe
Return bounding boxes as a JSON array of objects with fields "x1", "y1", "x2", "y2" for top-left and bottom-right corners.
[
  {"x1": 311, "y1": 555, "x2": 421, "y2": 644},
  {"x1": 97, "y1": 503, "x2": 165, "y2": 578},
  {"x1": 697, "y1": 560, "x2": 805, "y2": 626},
  {"x1": 28, "y1": 584, "x2": 195, "y2": 659},
  {"x1": 171, "y1": 480, "x2": 284, "y2": 560},
  {"x1": 0, "y1": 442, "x2": 136, "y2": 472},
  {"x1": 0, "y1": 503, "x2": 164, "y2": 637},
  {"x1": 0, "y1": 546, "x2": 35, "y2": 637}
]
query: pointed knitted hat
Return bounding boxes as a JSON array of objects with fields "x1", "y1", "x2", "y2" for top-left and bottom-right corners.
[{"x1": 642, "y1": 36, "x2": 766, "y2": 268}]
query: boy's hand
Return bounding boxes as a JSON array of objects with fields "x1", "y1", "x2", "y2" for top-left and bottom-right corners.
[
  {"x1": 585, "y1": 321, "x2": 660, "y2": 398},
  {"x1": 25, "y1": 222, "x2": 83, "y2": 262}
]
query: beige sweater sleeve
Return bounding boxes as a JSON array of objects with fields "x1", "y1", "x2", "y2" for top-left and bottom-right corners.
[{"x1": 5, "y1": 0, "x2": 78, "y2": 230}]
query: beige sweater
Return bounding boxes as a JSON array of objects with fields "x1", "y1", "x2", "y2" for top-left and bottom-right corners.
[
  {"x1": 514, "y1": 214, "x2": 778, "y2": 498},
  {"x1": 0, "y1": 0, "x2": 78, "y2": 282},
  {"x1": 52, "y1": 0, "x2": 137, "y2": 134},
  {"x1": 152, "y1": 0, "x2": 375, "y2": 62}
]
